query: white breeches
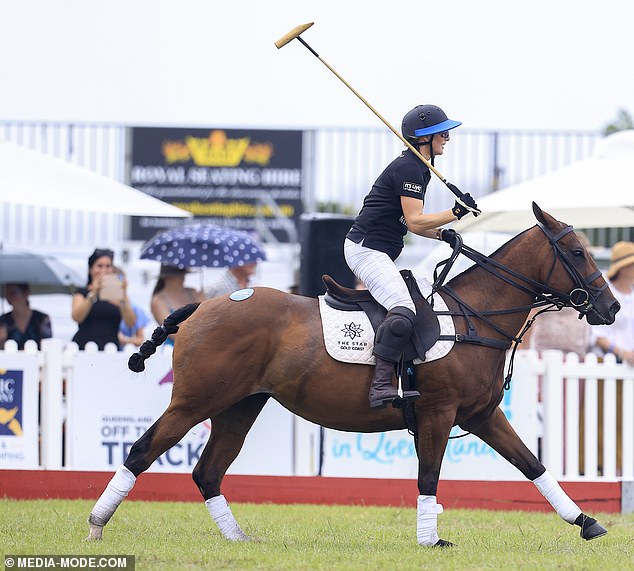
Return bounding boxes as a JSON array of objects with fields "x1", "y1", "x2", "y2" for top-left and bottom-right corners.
[{"x1": 344, "y1": 239, "x2": 416, "y2": 314}]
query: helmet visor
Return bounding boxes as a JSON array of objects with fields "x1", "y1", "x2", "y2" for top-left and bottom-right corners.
[{"x1": 414, "y1": 119, "x2": 462, "y2": 137}]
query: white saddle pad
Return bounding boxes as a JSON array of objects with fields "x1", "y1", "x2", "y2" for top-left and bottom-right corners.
[{"x1": 318, "y1": 277, "x2": 455, "y2": 365}]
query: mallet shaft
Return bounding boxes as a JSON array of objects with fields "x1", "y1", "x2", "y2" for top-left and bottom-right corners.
[
  {"x1": 275, "y1": 22, "x2": 476, "y2": 207},
  {"x1": 297, "y1": 38, "x2": 453, "y2": 191},
  {"x1": 316, "y1": 53, "x2": 451, "y2": 188}
]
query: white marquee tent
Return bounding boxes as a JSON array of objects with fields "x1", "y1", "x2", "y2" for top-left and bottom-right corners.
[
  {"x1": 453, "y1": 130, "x2": 634, "y2": 232},
  {"x1": 0, "y1": 139, "x2": 191, "y2": 248},
  {"x1": 0, "y1": 139, "x2": 190, "y2": 217}
]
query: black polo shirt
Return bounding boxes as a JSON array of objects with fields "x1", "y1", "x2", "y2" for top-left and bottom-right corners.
[{"x1": 347, "y1": 149, "x2": 431, "y2": 260}]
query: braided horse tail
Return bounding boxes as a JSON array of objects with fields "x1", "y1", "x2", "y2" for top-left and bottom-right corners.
[{"x1": 128, "y1": 303, "x2": 201, "y2": 373}]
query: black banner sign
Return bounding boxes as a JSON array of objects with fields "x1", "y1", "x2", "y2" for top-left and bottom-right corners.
[{"x1": 128, "y1": 127, "x2": 303, "y2": 242}]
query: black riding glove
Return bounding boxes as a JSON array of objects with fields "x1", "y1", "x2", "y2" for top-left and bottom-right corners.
[
  {"x1": 452, "y1": 193, "x2": 479, "y2": 219},
  {"x1": 440, "y1": 229, "x2": 459, "y2": 249}
]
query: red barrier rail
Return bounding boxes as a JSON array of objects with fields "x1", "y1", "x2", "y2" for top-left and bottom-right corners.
[{"x1": 0, "y1": 470, "x2": 622, "y2": 513}]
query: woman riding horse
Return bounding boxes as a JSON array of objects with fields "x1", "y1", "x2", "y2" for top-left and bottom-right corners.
[
  {"x1": 344, "y1": 104, "x2": 479, "y2": 408},
  {"x1": 87, "y1": 204, "x2": 619, "y2": 547}
]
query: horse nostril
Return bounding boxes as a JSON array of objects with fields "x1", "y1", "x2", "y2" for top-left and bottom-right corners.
[{"x1": 611, "y1": 301, "x2": 621, "y2": 317}]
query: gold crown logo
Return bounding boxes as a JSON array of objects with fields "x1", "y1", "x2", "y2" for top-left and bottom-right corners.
[
  {"x1": 162, "y1": 131, "x2": 274, "y2": 167},
  {"x1": 186, "y1": 131, "x2": 250, "y2": 167}
]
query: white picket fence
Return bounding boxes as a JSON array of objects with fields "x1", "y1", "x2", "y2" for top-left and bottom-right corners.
[
  {"x1": 1, "y1": 341, "x2": 633, "y2": 481},
  {"x1": 534, "y1": 349, "x2": 634, "y2": 480}
]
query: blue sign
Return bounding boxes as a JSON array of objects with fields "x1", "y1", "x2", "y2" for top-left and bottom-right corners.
[{"x1": 0, "y1": 369, "x2": 23, "y2": 437}]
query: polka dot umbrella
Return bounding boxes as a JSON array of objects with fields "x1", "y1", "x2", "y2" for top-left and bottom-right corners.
[{"x1": 139, "y1": 223, "x2": 266, "y2": 269}]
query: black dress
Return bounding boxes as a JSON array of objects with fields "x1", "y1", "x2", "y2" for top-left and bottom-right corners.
[
  {"x1": 0, "y1": 310, "x2": 52, "y2": 349},
  {"x1": 71, "y1": 288, "x2": 121, "y2": 350}
]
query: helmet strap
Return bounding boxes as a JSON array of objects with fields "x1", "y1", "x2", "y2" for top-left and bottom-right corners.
[{"x1": 412, "y1": 138, "x2": 433, "y2": 165}]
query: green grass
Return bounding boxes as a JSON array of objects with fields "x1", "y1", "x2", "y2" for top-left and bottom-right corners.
[{"x1": 0, "y1": 499, "x2": 633, "y2": 570}]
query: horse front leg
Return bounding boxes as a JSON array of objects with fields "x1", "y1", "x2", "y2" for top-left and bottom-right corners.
[
  {"x1": 415, "y1": 411, "x2": 455, "y2": 548},
  {"x1": 469, "y1": 407, "x2": 607, "y2": 541}
]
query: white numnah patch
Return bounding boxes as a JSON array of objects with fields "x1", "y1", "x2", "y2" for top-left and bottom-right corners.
[{"x1": 318, "y1": 277, "x2": 455, "y2": 365}]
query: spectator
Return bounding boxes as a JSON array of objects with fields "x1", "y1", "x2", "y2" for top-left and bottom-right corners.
[
  {"x1": 71, "y1": 248, "x2": 136, "y2": 350},
  {"x1": 206, "y1": 263, "x2": 258, "y2": 298},
  {"x1": 525, "y1": 307, "x2": 591, "y2": 358},
  {"x1": 522, "y1": 231, "x2": 593, "y2": 358},
  {"x1": 114, "y1": 267, "x2": 150, "y2": 348},
  {"x1": 150, "y1": 265, "x2": 205, "y2": 345},
  {"x1": 0, "y1": 283, "x2": 52, "y2": 349},
  {"x1": 588, "y1": 240, "x2": 634, "y2": 476},
  {"x1": 591, "y1": 241, "x2": 634, "y2": 363}
]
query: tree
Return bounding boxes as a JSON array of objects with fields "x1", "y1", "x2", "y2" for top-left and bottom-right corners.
[{"x1": 603, "y1": 108, "x2": 633, "y2": 135}]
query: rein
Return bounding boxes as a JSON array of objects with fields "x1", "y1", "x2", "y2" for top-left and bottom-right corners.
[
  {"x1": 428, "y1": 223, "x2": 605, "y2": 440},
  {"x1": 431, "y1": 223, "x2": 605, "y2": 388}
]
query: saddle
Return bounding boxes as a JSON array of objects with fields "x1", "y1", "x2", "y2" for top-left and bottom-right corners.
[{"x1": 322, "y1": 270, "x2": 441, "y2": 363}]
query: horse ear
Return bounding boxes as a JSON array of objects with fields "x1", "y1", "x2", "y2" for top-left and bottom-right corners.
[{"x1": 532, "y1": 202, "x2": 557, "y2": 229}]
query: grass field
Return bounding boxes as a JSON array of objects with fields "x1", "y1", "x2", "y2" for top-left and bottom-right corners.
[{"x1": 1, "y1": 499, "x2": 633, "y2": 570}]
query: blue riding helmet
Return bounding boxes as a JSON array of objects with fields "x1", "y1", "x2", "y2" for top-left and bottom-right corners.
[{"x1": 401, "y1": 105, "x2": 462, "y2": 140}]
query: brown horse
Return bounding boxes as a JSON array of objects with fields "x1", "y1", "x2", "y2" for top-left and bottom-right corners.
[{"x1": 87, "y1": 204, "x2": 618, "y2": 546}]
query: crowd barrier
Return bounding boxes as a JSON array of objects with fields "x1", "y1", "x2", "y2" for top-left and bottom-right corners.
[{"x1": 1, "y1": 342, "x2": 632, "y2": 490}]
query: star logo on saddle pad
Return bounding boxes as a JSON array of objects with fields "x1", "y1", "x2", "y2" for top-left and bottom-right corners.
[{"x1": 341, "y1": 322, "x2": 364, "y2": 340}]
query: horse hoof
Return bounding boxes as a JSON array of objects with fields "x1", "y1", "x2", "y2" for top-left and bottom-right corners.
[
  {"x1": 575, "y1": 514, "x2": 608, "y2": 541},
  {"x1": 225, "y1": 529, "x2": 255, "y2": 542},
  {"x1": 433, "y1": 539, "x2": 455, "y2": 548},
  {"x1": 87, "y1": 524, "x2": 103, "y2": 541}
]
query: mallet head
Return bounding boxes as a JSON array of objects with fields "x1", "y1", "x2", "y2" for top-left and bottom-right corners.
[{"x1": 274, "y1": 22, "x2": 314, "y2": 49}]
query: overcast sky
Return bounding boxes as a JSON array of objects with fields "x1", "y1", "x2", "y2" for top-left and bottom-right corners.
[{"x1": 2, "y1": 0, "x2": 632, "y2": 132}]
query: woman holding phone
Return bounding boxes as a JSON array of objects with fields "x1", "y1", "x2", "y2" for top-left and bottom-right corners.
[
  {"x1": 150, "y1": 264, "x2": 205, "y2": 346},
  {"x1": 71, "y1": 248, "x2": 135, "y2": 350}
]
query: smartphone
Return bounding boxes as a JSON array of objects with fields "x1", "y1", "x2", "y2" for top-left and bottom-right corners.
[{"x1": 100, "y1": 273, "x2": 124, "y2": 303}]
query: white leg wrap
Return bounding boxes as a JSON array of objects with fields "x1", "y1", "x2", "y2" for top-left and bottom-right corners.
[
  {"x1": 89, "y1": 465, "x2": 136, "y2": 527},
  {"x1": 205, "y1": 495, "x2": 250, "y2": 541},
  {"x1": 417, "y1": 495, "x2": 443, "y2": 546},
  {"x1": 533, "y1": 470, "x2": 581, "y2": 524}
]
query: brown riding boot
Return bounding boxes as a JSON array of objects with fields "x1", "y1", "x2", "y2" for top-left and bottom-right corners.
[
  {"x1": 369, "y1": 356, "x2": 398, "y2": 408},
  {"x1": 369, "y1": 305, "x2": 416, "y2": 409}
]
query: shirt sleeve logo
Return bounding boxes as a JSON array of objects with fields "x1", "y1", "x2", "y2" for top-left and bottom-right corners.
[{"x1": 403, "y1": 181, "x2": 422, "y2": 193}]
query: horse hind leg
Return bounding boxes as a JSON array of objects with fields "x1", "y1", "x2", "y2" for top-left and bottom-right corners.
[
  {"x1": 87, "y1": 401, "x2": 203, "y2": 540},
  {"x1": 469, "y1": 407, "x2": 607, "y2": 541},
  {"x1": 192, "y1": 394, "x2": 270, "y2": 542}
]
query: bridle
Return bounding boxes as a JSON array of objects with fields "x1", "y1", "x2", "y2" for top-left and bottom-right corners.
[
  {"x1": 533, "y1": 223, "x2": 608, "y2": 315},
  {"x1": 434, "y1": 224, "x2": 608, "y2": 331},
  {"x1": 431, "y1": 224, "x2": 610, "y2": 439},
  {"x1": 431, "y1": 223, "x2": 611, "y2": 385}
]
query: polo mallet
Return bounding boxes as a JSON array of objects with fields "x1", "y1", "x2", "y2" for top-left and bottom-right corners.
[{"x1": 275, "y1": 22, "x2": 480, "y2": 216}]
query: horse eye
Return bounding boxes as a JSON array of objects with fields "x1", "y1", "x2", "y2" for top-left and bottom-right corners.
[{"x1": 571, "y1": 249, "x2": 585, "y2": 258}]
